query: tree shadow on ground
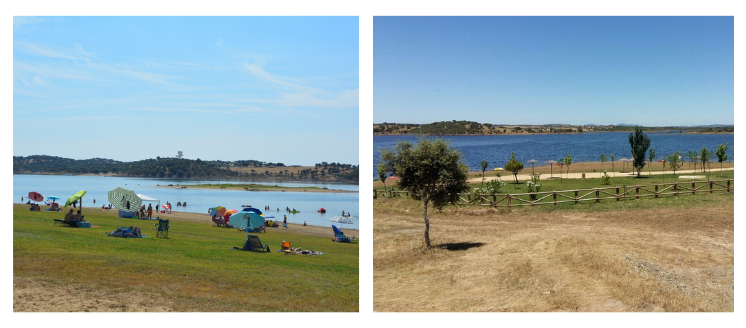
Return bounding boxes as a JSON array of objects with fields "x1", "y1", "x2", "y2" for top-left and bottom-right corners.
[{"x1": 437, "y1": 242, "x2": 485, "y2": 251}]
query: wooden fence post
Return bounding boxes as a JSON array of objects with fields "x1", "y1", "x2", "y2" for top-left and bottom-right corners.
[
  {"x1": 727, "y1": 180, "x2": 731, "y2": 192},
  {"x1": 493, "y1": 194, "x2": 496, "y2": 205},
  {"x1": 574, "y1": 190, "x2": 579, "y2": 204},
  {"x1": 674, "y1": 183, "x2": 678, "y2": 197},
  {"x1": 553, "y1": 192, "x2": 557, "y2": 205},
  {"x1": 710, "y1": 181, "x2": 713, "y2": 194},
  {"x1": 692, "y1": 182, "x2": 696, "y2": 195},
  {"x1": 616, "y1": 187, "x2": 620, "y2": 201},
  {"x1": 507, "y1": 194, "x2": 511, "y2": 207},
  {"x1": 655, "y1": 185, "x2": 659, "y2": 198},
  {"x1": 595, "y1": 188, "x2": 600, "y2": 203}
]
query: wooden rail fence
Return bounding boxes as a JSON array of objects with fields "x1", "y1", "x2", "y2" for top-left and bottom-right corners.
[{"x1": 374, "y1": 179, "x2": 733, "y2": 208}]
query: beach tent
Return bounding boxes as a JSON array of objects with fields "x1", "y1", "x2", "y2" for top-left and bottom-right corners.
[{"x1": 137, "y1": 194, "x2": 160, "y2": 214}]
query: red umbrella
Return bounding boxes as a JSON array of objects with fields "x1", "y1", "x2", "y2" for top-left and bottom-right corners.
[{"x1": 28, "y1": 191, "x2": 43, "y2": 203}]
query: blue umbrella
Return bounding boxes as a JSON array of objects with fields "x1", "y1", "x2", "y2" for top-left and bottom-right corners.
[{"x1": 231, "y1": 212, "x2": 266, "y2": 239}]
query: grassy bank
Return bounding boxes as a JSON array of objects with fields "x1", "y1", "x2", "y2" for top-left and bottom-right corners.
[
  {"x1": 373, "y1": 186, "x2": 733, "y2": 311},
  {"x1": 13, "y1": 204, "x2": 358, "y2": 312}
]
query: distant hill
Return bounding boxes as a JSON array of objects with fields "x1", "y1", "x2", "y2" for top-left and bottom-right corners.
[
  {"x1": 373, "y1": 121, "x2": 733, "y2": 136},
  {"x1": 13, "y1": 155, "x2": 359, "y2": 184}
]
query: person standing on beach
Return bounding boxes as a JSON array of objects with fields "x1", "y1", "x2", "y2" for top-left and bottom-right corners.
[
  {"x1": 283, "y1": 215, "x2": 287, "y2": 228},
  {"x1": 147, "y1": 204, "x2": 153, "y2": 219}
]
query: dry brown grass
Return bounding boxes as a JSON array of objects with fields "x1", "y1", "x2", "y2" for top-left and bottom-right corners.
[{"x1": 373, "y1": 196, "x2": 733, "y2": 312}]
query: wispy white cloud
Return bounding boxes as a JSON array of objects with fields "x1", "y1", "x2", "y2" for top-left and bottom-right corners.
[
  {"x1": 133, "y1": 106, "x2": 271, "y2": 114},
  {"x1": 239, "y1": 89, "x2": 359, "y2": 109},
  {"x1": 14, "y1": 40, "x2": 85, "y2": 60},
  {"x1": 243, "y1": 63, "x2": 320, "y2": 93}
]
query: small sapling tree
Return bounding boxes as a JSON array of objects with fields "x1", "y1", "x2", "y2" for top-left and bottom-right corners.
[
  {"x1": 610, "y1": 154, "x2": 616, "y2": 177},
  {"x1": 715, "y1": 143, "x2": 729, "y2": 174},
  {"x1": 687, "y1": 150, "x2": 699, "y2": 172},
  {"x1": 648, "y1": 147, "x2": 656, "y2": 176},
  {"x1": 564, "y1": 154, "x2": 572, "y2": 179},
  {"x1": 600, "y1": 154, "x2": 607, "y2": 171},
  {"x1": 666, "y1": 151, "x2": 683, "y2": 176},
  {"x1": 377, "y1": 163, "x2": 388, "y2": 194},
  {"x1": 700, "y1": 147, "x2": 712, "y2": 173},
  {"x1": 505, "y1": 152, "x2": 524, "y2": 186},
  {"x1": 480, "y1": 160, "x2": 489, "y2": 189},
  {"x1": 379, "y1": 138, "x2": 470, "y2": 249}
]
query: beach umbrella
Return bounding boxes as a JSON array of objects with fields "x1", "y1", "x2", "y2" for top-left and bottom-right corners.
[
  {"x1": 241, "y1": 207, "x2": 263, "y2": 215},
  {"x1": 231, "y1": 212, "x2": 265, "y2": 238},
  {"x1": 527, "y1": 159, "x2": 539, "y2": 175},
  {"x1": 64, "y1": 190, "x2": 87, "y2": 215},
  {"x1": 47, "y1": 196, "x2": 60, "y2": 201},
  {"x1": 209, "y1": 206, "x2": 226, "y2": 217},
  {"x1": 224, "y1": 209, "x2": 238, "y2": 223},
  {"x1": 108, "y1": 187, "x2": 142, "y2": 228},
  {"x1": 108, "y1": 187, "x2": 142, "y2": 211},
  {"x1": 28, "y1": 191, "x2": 43, "y2": 203},
  {"x1": 545, "y1": 160, "x2": 557, "y2": 178}
]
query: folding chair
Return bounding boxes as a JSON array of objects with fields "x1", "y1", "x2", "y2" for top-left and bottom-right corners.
[{"x1": 154, "y1": 219, "x2": 170, "y2": 238}]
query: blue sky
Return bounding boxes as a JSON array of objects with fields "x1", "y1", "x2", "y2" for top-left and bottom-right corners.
[
  {"x1": 374, "y1": 16, "x2": 734, "y2": 126},
  {"x1": 13, "y1": 16, "x2": 359, "y2": 165}
]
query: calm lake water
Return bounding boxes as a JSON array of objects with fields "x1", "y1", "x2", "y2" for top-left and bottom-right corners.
[
  {"x1": 373, "y1": 132, "x2": 734, "y2": 177},
  {"x1": 13, "y1": 175, "x2": 359, "y2": 230}
]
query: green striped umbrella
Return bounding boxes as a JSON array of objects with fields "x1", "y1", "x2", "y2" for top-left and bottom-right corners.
[
  {"x1": 108, "y1": 187, "x2": 142, "y2": 228},
  {"x1": 108, "y1": 187, "x2": 142, "y2": 212}
]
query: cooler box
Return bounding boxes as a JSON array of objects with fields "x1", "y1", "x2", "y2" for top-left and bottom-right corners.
[{"x1": 77, "y1": 222, "x2": 91, "y2": 228}]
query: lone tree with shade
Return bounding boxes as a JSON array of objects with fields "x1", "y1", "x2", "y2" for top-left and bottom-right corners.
[
  {"x1": 715, "y1": 143, "x2": 729, "y2": 174},
  {"x1": 628, "y1": 125, "x2": 651, "y2": 178},
  {"x1": 505, "y1": 152, "x2": 524, "y2": 185},
  {"x1": 377, "y1": 163, "x2": 388, "y2": 194},
  {"x1": 379, "y1": 138, "x2": 470, "y2": 249},
  {"x1": 480, "y1": 160, "x2": 489, "y2": 189}
]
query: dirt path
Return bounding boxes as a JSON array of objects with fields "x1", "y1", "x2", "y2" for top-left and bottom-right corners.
[{"x1": 468, "y1": 167, "x2": 734, "y2": 184}]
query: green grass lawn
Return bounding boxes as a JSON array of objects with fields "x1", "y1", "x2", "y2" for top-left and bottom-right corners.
[{"x1": 13, "y1": 205, "x2": 358, "y2": 312}]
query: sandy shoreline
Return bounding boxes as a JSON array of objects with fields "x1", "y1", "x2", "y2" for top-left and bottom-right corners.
[{"x1": 20, "y1": 204, "x2": 358, "y2": 238}]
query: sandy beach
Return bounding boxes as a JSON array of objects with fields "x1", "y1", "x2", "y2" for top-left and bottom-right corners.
[{"x1": 40, "y1": 205, "x2": 358, "y2": 239}]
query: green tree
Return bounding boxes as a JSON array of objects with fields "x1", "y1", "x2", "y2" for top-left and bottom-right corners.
[
  {"x1": 564, "y1": 154, "x2": 572, "y2": 178},
  {"x1": 379, "y1": 138, "x2": 470, "y2": 249},
  {"x1": 628, "y1": 125, "x2": 651, "y2": 177},
  {"x1": 686, "y1": 150, "x2": 699, "y2": 172},
  {"x1": 700, "y1": 147, "x2": 712, "y2": 173},
  {"x1": 480, "y1": 160, "x2": 489, "y2": 189},
  {"x1": 505, "y1": 152, "x2": 524, "y2": 185},
  {"x1": 666, "y1": 151, "x2": 683, "y2": 175},
  {"x1": 715, "y1": 143, "x2": 729, "y2": 173},
  {"x1": 648, "y1": 147, "x2": 656, "y2": 176},
  {"x1": 600, "y1": 154, "x2": 607, "y2": 170},
  {"x1": 377, "y1": 163, "x2": 388, "y2": 194},
  {"x1": 176, "y1": 151, "x2": 183, "y2": 159}
]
